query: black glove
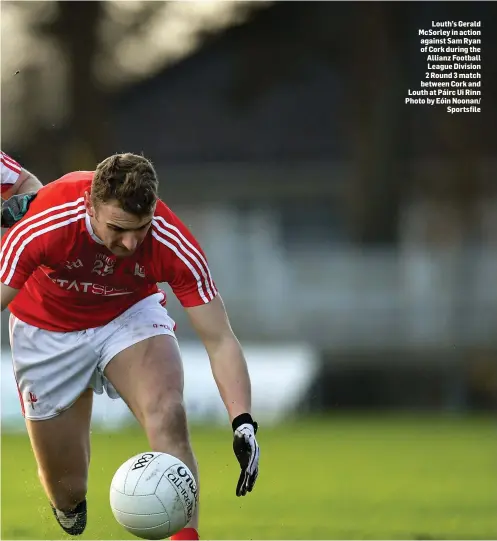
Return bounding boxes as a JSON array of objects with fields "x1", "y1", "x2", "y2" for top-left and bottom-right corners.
[
  {"x1": 232, "y1": 413, "x2": 260, "y2": 497},
  {"x1": 1, "y1": 192, "x2": 37, "y2": 228}
]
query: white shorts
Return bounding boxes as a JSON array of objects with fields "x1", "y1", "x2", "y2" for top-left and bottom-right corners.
[{"x1": 9, "y1": 293, "x2": 177, "y2": 421}]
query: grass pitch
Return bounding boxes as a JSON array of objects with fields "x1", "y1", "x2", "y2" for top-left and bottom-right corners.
[{"x1": 1, "y1": 414, "x2": 496, "y2": 540}]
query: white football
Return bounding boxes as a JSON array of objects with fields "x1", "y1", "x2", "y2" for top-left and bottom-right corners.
[{"x1": 110, "y1": 452, "x2": 198, "y2": 540}]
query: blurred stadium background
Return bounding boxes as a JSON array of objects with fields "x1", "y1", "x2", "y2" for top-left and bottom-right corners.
[{"x1": 1, "y1": 1, "x2": 496, "y2": 539}]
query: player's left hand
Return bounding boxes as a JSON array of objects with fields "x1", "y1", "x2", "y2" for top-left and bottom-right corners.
[
  {"x1": 232, "y1": 413, "x2": 260, "y2": 497},
  {"x1": 1, "y1": 192, "x2": 37, "y2": 227}
]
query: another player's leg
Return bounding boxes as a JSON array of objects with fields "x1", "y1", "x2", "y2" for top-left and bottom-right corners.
[
  {"x1": 25, "y1": 388, "x2": 93, "y2": 535},
  {"x1": 104, "y1": 335, "x2": 200, "y2": 539}
]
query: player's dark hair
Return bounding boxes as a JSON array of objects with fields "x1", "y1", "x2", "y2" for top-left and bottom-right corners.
[{"x1": 92, "y1": 153, "x2": 158, "y2": 217}]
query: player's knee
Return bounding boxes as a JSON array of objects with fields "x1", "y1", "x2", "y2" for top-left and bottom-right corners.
[
  {"x1": 143, "y1": 392, "x2": 189, "y2": 446},
  {"x1": 40, "y1": 469, "x2": 87, "y2": 511}
]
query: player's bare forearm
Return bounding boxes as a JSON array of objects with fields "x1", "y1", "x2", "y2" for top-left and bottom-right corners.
[
  {"x1": 3, "y1": 170, "x2": 43, "y2": 200},
  {"x1": 1, "y1": 283, "x2": 20, "y2": 311},
  {"x1": 1, "y1": 171, "x2": 42, "y2": 200},
  {"x1": 16, "y1": 170, "x2": 43, "y2": 194},
  {"x1": 206, "y1": 334, "x2": 252, "y2": 421},
  {"x1": 185, "y1": 295, "x2": 252, "y2": 422}
]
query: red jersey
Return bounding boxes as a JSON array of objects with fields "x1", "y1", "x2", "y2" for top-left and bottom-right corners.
[
  {"x1": 1, "y1": 151, "x2": 22, "y2": 195},
  {"x1": 0, "y1": 171, "x2": 218, "y2": 331}
]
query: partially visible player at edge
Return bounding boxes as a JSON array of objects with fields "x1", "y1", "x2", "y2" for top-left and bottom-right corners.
[
  {"x1": 1, "y1": 151, "x2": 43, "y2": 227},
  {"x1": 0, "y1": 153, "x2": 260, "y2": 540}
]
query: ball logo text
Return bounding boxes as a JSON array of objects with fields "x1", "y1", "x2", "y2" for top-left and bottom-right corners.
[{"x1": 131, "y1": 453, "x2": 155, "y2": 470}]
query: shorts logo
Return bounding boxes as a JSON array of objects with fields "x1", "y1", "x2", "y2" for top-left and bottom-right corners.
[
  {"x1": 153, "y1": 323, "x2": 172, "y2": 331},
  {"x1": 27, "y1": 391, "x2": 38, "y2": 410}
]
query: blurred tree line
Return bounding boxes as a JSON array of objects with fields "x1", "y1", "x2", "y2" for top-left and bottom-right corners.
[
  {"x1": 2, "y1": 1, "x2": 254, "y2": 176},
  {"x1": 1, "y1": 1, "x2": 496, "y2": 245}
]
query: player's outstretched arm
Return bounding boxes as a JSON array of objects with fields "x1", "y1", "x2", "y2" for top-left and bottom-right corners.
[
  {"x1": 186, "y1": 294, "x2": 260, "y2": 497},
  {"x1": 16, "y1": 168, "x2": 43, "y2": 194},
  {"x1": 3, "y1": 167, "x2": 43, "y2": 198},
  {"x1": 1, "y1": 283, "x2": 20, "y2": 311},
  {"x1": 1, "y1": 154, "x2": 43, "y2": 227},
  {"x1": 186, "y1": 294, "x2": 252, "y2": 420}
]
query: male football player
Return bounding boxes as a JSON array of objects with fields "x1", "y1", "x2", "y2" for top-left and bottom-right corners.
[
  {"x1": 0, "y1": 153, "x2": 260, "y2": 540},
  {"x1": 1, "y1": 150, "x2": 42, "y2": 227}
]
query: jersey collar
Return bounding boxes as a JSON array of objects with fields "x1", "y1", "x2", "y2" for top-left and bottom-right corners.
[{"x1": 85, "y1": 213, "x2": 105, "y2": 245}]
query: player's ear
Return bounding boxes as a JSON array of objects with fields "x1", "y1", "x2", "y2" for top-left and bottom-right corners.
[{"x1": 84, "y1": 191, "x2": 94, "y2": 217}]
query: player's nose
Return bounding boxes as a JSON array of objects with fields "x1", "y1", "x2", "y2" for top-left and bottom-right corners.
[{"x1": 121, "y1": 234, "x2": 139, "y2": 252}]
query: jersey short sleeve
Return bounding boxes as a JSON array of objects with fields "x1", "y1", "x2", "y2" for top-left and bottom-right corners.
[
  {"x1": 0, "y1": 179, "x2": 84, "y2": 290},
  {"x1": 151, "y1": 202, "x2": 218, "y2": 307},
  {"x1": 0, "y1": 220, "x2": 45, "y2": 289},
  {"x1": 1, "y1": 151, "x2": 22, "y2": 194}
]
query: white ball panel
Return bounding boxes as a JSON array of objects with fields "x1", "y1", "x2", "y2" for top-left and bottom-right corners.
[
  {"x1": 112, "y1": 509, "x2": 170, "y2": 533},
  {"x1": 122, "y1": 453, "x2": 163, "y2": 495},
  {"x1": 116, "y1": 516, "x2": 171, "y2": 540},
  {"x1": 111, "y1": 455, "x2": 138, "y2": 493},
  {"x1": 110, "y1": 491, "x2": 166, "y2": 516},
  {"x1": 155, "y1": 474, "x2": 187, "y2": 534},
  {"x1": 132, "y1": 457, "x2": 180, "y2": 496},
  {"x1": 155, "y1": 463, "x2": 198, "y2": 525}
]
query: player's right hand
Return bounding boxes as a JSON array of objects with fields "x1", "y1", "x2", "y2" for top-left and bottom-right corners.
[
  {"x1": 232, "y1": 413, "x2": 260, "y2": 497},
  {"x1": 1, "y1": 192, "x2": 37, "y2": 227}
]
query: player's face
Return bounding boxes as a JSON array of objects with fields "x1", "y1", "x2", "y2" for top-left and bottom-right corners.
[{"x1": 91, "y1": 201, "x2": 154, "y2": 257}]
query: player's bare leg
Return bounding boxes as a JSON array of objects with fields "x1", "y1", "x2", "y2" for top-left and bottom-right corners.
[
  {"x1": 104, "y1": 335, "x2": 200, "y2": 536},
  {"x1": 25, "y1": 388, "x2": 93, "y2": 535}
]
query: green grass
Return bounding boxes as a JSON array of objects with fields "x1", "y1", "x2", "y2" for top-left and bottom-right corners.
[{"x1": 2, "y1": 414, "x2": 496, "y2": 540}]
